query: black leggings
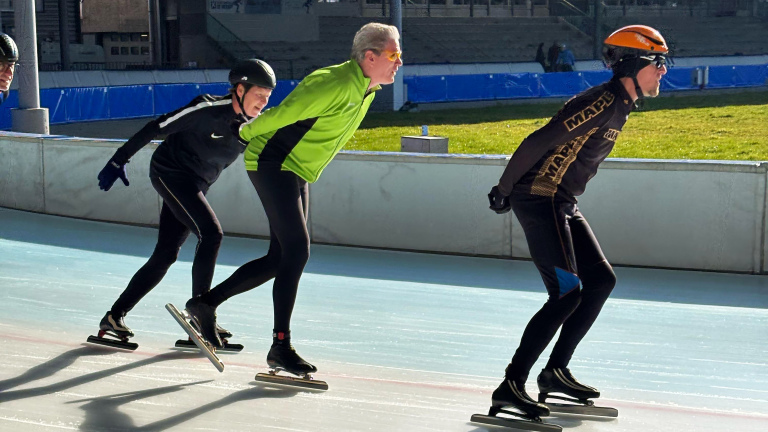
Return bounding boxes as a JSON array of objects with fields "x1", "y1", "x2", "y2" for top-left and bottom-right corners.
[
  {"x1": 111, "y1": 176, "x2": 223, "y2": 315},
  {"x1": 202, "y1": 169, "x2": 309, "y2": 333},
  {"x1": 506, "y1": 193, "x2": 616, "y2": 382}
]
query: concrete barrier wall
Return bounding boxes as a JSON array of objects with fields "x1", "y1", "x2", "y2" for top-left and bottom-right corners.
[{"x1": 1, "y1": 134, "x2": 765, "y2": 274}]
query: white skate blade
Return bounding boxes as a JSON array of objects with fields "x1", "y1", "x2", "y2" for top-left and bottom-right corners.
[
  {"x1": 470, "y1": 414, "x2": 562, "y2": 432},
  {"x1": 254, "y1": 372, "x2": 328, "y2": 391},
  {"x1": 546, "y1": 403, "x2": 618, "y2": 418},
  {"x1": 165, "y1": 303, "x2": 224, "y2": 372}
]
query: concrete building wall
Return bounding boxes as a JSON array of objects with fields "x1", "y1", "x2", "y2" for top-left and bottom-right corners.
[{"x1": 81, "y1": 0, "x2": 149, "y2": 34}]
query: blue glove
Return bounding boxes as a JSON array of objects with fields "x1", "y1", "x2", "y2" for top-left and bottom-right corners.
[
  {"x1": 488, "y1": 186, "x2": 511, "y2": 214},
  {"x1": 97, "y1": 158, "x2": 129, "y2": 191}
]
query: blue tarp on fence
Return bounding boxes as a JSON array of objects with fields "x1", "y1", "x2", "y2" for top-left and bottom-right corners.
[
  {"x1": 707, "y1": 64, "x2": 768, "y2": 88},
  {"x1": 404, "y1": 64, "x2": 766, "y2": 104},
  {"x1": 0, "y1": 64, "x2": 764, "y2": 130},
  {"x1": 0, "y1": 80, "x2": 300, "y2": 130}
]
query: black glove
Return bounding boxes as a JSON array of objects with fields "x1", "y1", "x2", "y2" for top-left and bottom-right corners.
[
  {"x1": 97, "y1": 158, "x2": 129, "y2": 191},
  {"x1": 488, "y1": 186, "x2": 511, "y2": 214},
  {"x1": 230, "y1": 114, "x2": 249, "y2": 145}
]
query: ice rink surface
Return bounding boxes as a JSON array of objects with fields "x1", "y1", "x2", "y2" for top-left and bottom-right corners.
[{"x1": 0, "y1": 207, "x2": 766, "y2": 432}]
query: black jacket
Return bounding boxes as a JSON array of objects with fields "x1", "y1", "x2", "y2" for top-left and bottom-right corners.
[
  {"x1": 113, "y1": 94, "x2": 243, "y2": 188},
  {"x1": 497, "y1": 78, "x2": 634, "y2": 203}
]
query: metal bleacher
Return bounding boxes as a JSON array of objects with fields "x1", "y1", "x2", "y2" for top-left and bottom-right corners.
[{"x1": 207, "y1": 3, "x2": 768, "y2": 80}]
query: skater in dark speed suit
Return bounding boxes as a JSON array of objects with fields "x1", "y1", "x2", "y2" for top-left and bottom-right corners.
[
  {"x1": 183, "y1": 22, "x2": 402, "y2": 377},
  {"x1": 0, "y1": 33, "x2": 18, "y2": 106},
  {"x1": 486, "y1": 25, "x2": 669, "y2": 419},
  {"x1": 94, "y1": 59, "x2": 276, "y2": 343}
]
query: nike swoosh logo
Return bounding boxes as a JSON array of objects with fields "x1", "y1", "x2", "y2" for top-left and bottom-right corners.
[{"x1": 211, "y1": 133, "x2": 223, "y2": 139}]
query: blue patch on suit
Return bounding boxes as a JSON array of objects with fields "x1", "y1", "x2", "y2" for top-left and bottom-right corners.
[{"x1": 555, "y1": 267, "x2": 580, "y2": 297}]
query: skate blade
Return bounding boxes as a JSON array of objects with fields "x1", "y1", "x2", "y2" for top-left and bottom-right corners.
[
  {"x1": 545, "y1": 403, "x2": 618, "y2": 418},
  {"x1": 86, "y1": 335, "x2": 138, "y2": 351},
  {"x1": 254, "y1": 372, "x2": 328, "y2": 391},
  {"x1": 470, "y1": 414, "x2": 562, "y2": 432},
  {"x1": 174, "y1": 339, "x2": 243, "y2": 353},
  {"x1": 165, "y1": 303, "x2": 224, "y2": 372}
]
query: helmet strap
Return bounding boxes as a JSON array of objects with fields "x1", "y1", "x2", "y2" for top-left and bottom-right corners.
[
  {"x1": 631, "y1": 75, "x2": 645, "y2": 109},
  {"x1": 236, "y1": 83, "x2": 254, "y2": 120}
]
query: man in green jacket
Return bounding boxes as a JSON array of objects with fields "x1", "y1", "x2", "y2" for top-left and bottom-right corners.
[{"x1": 185, "y1": 22, "x2": 402, "y2": 381}]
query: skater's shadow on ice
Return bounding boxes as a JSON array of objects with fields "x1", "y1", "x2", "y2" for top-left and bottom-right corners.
[
  {"x1": 0, "y1": 346, "x2": 199, "y2": 403},
  {"x1": 71, "y1": 382, "x2": 301, "y2": 432},
  {"x1": 69, "y1": 381, "x2": 211, "y2": 432},
  {"x1": 0, "y1": 346, "x2": 112, "y2": 393}
]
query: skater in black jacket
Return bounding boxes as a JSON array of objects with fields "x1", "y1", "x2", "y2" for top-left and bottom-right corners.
[
  {"x1": 0, "y1": 33, "x2": 17, "y2": 106},
  {"x1": 480, "y1": 25, "x2": 669, "y2": 429},
  {"x1": 90, "y1": 59, "x2": 276, "y2": 349}
]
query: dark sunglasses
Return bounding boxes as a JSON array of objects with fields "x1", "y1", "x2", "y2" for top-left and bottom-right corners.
[{"x1": 640, "y1": 54, "x2": 667, "y2": 69}]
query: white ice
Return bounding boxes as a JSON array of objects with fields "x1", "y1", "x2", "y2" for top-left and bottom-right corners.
[{"x1": 0, "y1": 207, "x2": 766, "y2": 432}]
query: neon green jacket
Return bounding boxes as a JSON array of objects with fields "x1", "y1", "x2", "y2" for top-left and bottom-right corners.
[{"x1": 240, "y1": 60, "x2": 380, "y2": 183}]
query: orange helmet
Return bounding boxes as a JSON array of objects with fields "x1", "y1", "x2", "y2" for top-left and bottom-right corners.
[{"x1": 603, "y1": 25, "x2": 668, "y2": 75}]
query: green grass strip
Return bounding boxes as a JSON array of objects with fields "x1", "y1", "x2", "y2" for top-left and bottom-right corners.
[{"x1": 349, "y1": 90, "x2": 768, "y2": 161}]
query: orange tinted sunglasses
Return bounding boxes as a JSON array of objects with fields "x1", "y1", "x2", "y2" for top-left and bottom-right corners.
[{"x1": 380, "y1": 50, "x2": 402, "y2": 62}]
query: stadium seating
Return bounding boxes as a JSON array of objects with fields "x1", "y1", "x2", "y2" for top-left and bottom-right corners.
[
  {"x1": 211, "y1": 13, "x2": 768, "y2": 80},
  {"x1": 606, "y1": 16, "x2": 768, "y2": 57},
  {"x1": 214, "y1": 15, "x2": 593, "y2": 79}
]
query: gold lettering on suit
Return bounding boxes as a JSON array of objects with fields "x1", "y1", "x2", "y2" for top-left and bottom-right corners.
[
  {"x1": 530, "y1": 128, "x2": 599, "y2": 197},
  {"x1": 563, "y1": 92, "x2": 615, "y2": 132},
  {"x1": 603, "y1": 128, "x2": 620, "y2": 142}
]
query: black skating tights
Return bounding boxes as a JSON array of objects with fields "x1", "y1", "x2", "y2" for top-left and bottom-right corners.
[
  {"x1": 111, "y1": 176, "x2": 222, "y2": 315},
  {"x1": 505, "y1": 193, "x2": 616, "y2": 382},
  {"x1": 200, "y1": 169, "x2": 309, "y2": 334}
]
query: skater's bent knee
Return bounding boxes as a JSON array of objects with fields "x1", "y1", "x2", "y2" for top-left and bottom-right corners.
[
  {"x1": 546, "y1": 288, "x2": 582, "y2": 313},
  {"x1": 582, "y1": 261, "x2": 616, "y2": 293},
  {"x1": 281, "y1": 239, "x2": 310, "y2": 263},
  {"x1": 149, "y1": 249, "x2": 181, "y2": 267}
]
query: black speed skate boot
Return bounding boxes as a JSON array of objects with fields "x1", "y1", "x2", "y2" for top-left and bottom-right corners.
[
  {"x1": 492, "y1": 377, "x2": 550, "y2": 420},
  {"x1": 177, "y1": 320, "x2": 242, "y2": 352},
  {"x1": 100, "y1": 312, "x2": 134, "y2": 338},
  {"x1": 254, "y1": 331, "x2": 327, "y2": 390},
  {"x1": 86, "y1": 311, "x2": 138, "y2": 350},
  {"x1": 537, "y1": 367, "x2": 617, "y2": 417},
  {"x1": 266, "y1": 343, "x2": 318, "y2": 376},
  {"x1": 471, "y1": 376, "x2": 561, "y2": 432},
  {"x1": 184, "y1": 297, "x2": 222, "y2": 349}
]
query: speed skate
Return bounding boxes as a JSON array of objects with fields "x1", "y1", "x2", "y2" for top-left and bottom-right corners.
[
  {"x1": 537, "y1": 367, "x2": 618, "y2": 418},
  {"x1": 538, "y1": 394, "x2": 618, "y2": 417},
  {"x1": 254, "y1": 343, "x2": 327, "y2": 390},
  {"x1": 86, "y1": 331, "x2": 138, "y2": 351},
  {"x1": 87, "y1": 312, "x2": 138, "y2": 350},
  {"x1": 471, "y1": 406, "x2": 562, "y2": 432},
  {"x1": 174, "y1": 338, "x2": 243, "y2": 352},
  {"x1": 254, "y1": 369, "x2": 328, "y2": 391},
  {"x1": 174, "y1": 321, "x2": 243, "y2": 353},
  {"x1": 472, "y1": 377, "x2": 561, "y2": 431},
  {"x1": 165, "y1": 303, "x2": 224, "y2": 372}
]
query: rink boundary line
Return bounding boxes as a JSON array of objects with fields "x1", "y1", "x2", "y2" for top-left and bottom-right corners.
[{"x1": 3, "y1": 332, "x2": 768, "y2": 422}]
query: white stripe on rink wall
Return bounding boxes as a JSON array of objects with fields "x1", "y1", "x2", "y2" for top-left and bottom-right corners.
[{"x1": 0, "y1": 133, "x2": 766, "y2": 274}]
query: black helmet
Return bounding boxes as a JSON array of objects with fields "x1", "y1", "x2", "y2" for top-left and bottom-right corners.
[
  {"x1": 228, "y1": 59, "x2": 276, "y2": 90},
  {"x1": 0, "y1": 33, "x2": 18, "y2": 63}
]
